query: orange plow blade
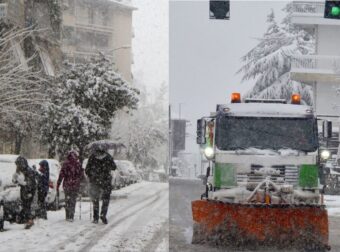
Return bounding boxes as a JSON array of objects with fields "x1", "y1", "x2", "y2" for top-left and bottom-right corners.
[{"x1": 192, "y1": 200, "x2": 330, "y2": 250}]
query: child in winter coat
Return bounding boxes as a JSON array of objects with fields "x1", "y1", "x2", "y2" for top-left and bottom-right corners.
[{"x1": 36, "y1": 160, "x2": 49, "y2": 219}]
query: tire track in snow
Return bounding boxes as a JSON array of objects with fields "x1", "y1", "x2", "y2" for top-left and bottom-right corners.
[
  {"x1": 55, "y1": 185, "x2": 166, "y2": 251},
  {"x1": 141, "y1": 220, "x2": 169, "y2": 252},
  {"x1": 79, "y1": 187, "x2": 167, "y2": 252},
  {"x1": 105, "y1": 184, "x2": 169, "y2": 251}
]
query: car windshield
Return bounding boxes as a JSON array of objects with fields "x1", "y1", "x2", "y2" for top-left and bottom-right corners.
[
  {"x1": 116, "y1": 161, "x2": 130, "y2": 172},
  {"x1": 215, "y1": 116, "x2": 318, "y2": 152}
]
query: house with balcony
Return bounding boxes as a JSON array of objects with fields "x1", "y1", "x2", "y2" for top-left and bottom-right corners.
[
  {"x1": 61, "y1": 0, "x2": 136, "y2": 82},
  {"x1": 290, "y1": 1, "x2": 340, "y2": 120}
]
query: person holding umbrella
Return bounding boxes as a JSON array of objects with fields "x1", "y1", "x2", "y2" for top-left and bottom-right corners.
[
  {"x1": 85, "y1": 145, "x2": 117, "y2": 224},
  {"x1": 57, "y1": 150, "x2": 84, "y2": 222}
]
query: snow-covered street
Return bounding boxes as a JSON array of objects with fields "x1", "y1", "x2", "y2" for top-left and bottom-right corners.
[
  {"x1": 170, "y1": 178, "x2": 340, "y2": 252},
  {"x1": 0, "y1": 181, "x2": 169, "y2": 252}
]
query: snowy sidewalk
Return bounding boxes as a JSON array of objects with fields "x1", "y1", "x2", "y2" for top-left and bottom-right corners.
[{"x1": 0, "y1": 181, "x2": 169, "y2": 252}]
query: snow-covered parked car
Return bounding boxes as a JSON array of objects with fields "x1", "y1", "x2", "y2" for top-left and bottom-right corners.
[
  {"x1": 111, "y1": 169, "x2": 125, "y2": 190},
  {"x1": 0, "y1": 155, "x2": 26, "y2": 223},
  {"x1": 115, "y1": 160, "x2": 140, "y2": 185},
  {"x1": 28, "y1": 159, "x2": 65, "y2": 210},
  {"x1": 0, "y1": 186, "x2": 21, "y2": 223},
  {"x1": 0, "y1": 155, "x2": 18, "y2": 191}
]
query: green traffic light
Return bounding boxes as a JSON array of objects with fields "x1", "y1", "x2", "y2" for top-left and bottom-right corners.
[{"x1": 331, "y1": 6, "x2": 340, "y2": 16}]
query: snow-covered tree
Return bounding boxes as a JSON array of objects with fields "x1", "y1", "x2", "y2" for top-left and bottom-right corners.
[
  {"x1": 0, "y1": 21, "x2": 49, "y2": 153},
  {"x1": 41, "y1": 56, "x2": 139, "y2": 161},
  {"x1": 237, "y1": 8, "x2": 315, "y2": 104},
  {"x1": 111, "y1": 84, "x2": 168, "y2": 170}
]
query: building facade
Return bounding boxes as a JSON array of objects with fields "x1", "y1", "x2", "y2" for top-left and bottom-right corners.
[
  {"x1": 290, "y1": 1, "x2": 340, "y2": 121},
  {"x1": 61, "y1": 0, "x2": 136, "y2": 82}
]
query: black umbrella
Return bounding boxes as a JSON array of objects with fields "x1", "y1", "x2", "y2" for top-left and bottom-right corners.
[{"x1": 85, "y1": 140, "x2": 126, "y2": 153}]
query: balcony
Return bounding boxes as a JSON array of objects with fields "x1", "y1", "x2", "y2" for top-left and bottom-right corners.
[
  {"x1": 0, "y1": 3, "x2": 8, "y2": 19},
  {"x1": 291, "y1": 1, "x2": 340, "y2": 26},
  {"x1": 290, "y1": 55, "x2": 340, "y2": 83}
]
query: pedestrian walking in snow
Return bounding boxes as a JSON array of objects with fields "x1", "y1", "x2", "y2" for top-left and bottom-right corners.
[
  {"x1": 57, "y1": 150, "x2": 84, "y2": 222},
  {"x1": 85, "y1": 147, "x2": 116, "y2": 224},
  {"x1": 36, "y1": 160, "x2": 49, "y2": 219},
  {"x1": 12, "y1": 156, "x2": 36, "y2": 229}
]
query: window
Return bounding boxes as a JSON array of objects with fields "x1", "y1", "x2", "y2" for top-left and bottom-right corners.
[
  {"x1": 96, "y1": 33, "x2": 109, "y2": 49},
  {"x1": 64, "y1": 0, "x2": 75, "y2": 15},
  {"x1": 63, "y1": 26, "x2": 76, "y2": 46},
  {"x1": 76, "y1": 4, "x2": 89, "y2": 24}
]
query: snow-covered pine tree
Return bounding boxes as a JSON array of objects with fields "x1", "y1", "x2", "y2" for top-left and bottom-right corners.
[
  {"x1": 237, "y1": 8, "x2": 315, "y2": 104},
  {"x1": 41, "y1": 55, "x2": 139, "y2": 161}
]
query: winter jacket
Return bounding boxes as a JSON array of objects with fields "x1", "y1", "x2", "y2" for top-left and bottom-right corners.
[
  {"x1": 85, "y1": 152, "x2": 116, "y2": 189},
  {"x1": 37, "y1": 160, "x2": 50, "y2": 194},
  {"x1": 57, "y1": 153, "x2": 84, "y2": 192},
  {"x1": 13, "y1": 157, "x2": 37, "y2": 201}
]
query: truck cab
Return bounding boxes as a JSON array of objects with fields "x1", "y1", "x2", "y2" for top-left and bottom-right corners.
[{"x1": 197, "y1": 93, "x2": 322, "y2": 204}]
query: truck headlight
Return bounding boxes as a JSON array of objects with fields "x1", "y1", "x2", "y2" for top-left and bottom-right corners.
[
  {"x1": 321, "y1": 150, "x2": 331, "y2": 160},
  {"x1": 204, "y1": 147, "x2": 214, "y2": 160}
]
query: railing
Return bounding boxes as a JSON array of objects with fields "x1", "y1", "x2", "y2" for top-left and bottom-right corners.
[
  {"x1": 292, "y1": 1, "x2": 324, "y2": 15},
  {"x1": 0, "y1": 3, "x2": 8, "y2": 19},
  {"x1": 291, "y1": 55, "x2": 340, "y2": 74}
]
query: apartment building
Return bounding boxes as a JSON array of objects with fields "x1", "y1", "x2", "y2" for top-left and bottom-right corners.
[
  {"x1": 0, "y1": 0, "x2": 136, "y2": 81},
  {"x1": 61, "y1": 0, "x2": 136, "y2": 82},
  {"x1": 290, "y1": 1, "x2": 340, "y2": 121}
]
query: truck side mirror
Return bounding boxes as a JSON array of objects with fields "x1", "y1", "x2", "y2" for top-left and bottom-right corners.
[
  {"x1": 197, "y1": 119, "x2": 206, "y2": 144},
  {"x1": 323, "y1": 120, "x2": 332, "y2": 138}
]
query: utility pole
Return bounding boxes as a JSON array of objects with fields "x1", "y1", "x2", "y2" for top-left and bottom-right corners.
[
  {"x1": 169, "y1": 105, "x2": 172, "y2": 175},
  {"x1": 178, "y1": 103, "x2": 184, "y2": 119}
]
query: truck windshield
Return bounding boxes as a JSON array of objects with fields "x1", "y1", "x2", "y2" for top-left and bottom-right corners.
[{"x1": 215, "y1": 116, "x2": 318, "y2": 152}]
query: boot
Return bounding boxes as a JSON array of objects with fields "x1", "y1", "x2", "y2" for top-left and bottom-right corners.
[
  {"x1": 100, "y1": 215, "x2": 108, "y2": 224},
  {"x1": 25, "y1": 219, "x2": 34, "y2": 229}
]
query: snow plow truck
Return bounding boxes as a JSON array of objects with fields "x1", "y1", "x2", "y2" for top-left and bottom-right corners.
[{"x1": 193, "y1": 93, "x2": 330, "y2": 251}]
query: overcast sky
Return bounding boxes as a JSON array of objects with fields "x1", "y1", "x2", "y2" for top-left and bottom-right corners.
[
  {"x1": 170, "y1": 0, "x2": 288, "y2": 153},
  {"x1": 132, "y1": 0, "x2": 169, "y2": 100}
]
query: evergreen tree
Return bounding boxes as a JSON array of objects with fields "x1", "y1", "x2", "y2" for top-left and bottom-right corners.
[
  {"x1": 237, "y1": 8, "x2": 315, "y2": 104},
  {"x1": 41, "y1": 56, "x2": 139, "y2": 161}
]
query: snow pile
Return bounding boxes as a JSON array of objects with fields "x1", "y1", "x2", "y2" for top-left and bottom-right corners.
[
  {"x1": 0, "y1": 187, "x2": 20, "y2": 203},
  {"x1": 325, "y1": 195, "x2": 340, "y2": 217}
]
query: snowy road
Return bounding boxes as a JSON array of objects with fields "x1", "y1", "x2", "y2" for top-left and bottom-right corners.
[
  {"x1": 0, "y1": 181, "x2": 169, "y2": 252},
  {"x1": 169, "y1": 178, "x2": 340, "y2": 252}
]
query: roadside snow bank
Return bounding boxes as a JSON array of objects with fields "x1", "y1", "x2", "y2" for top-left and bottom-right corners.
[{"x1": 325, "y1": 195, "x2": 340, "y2": 216}]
